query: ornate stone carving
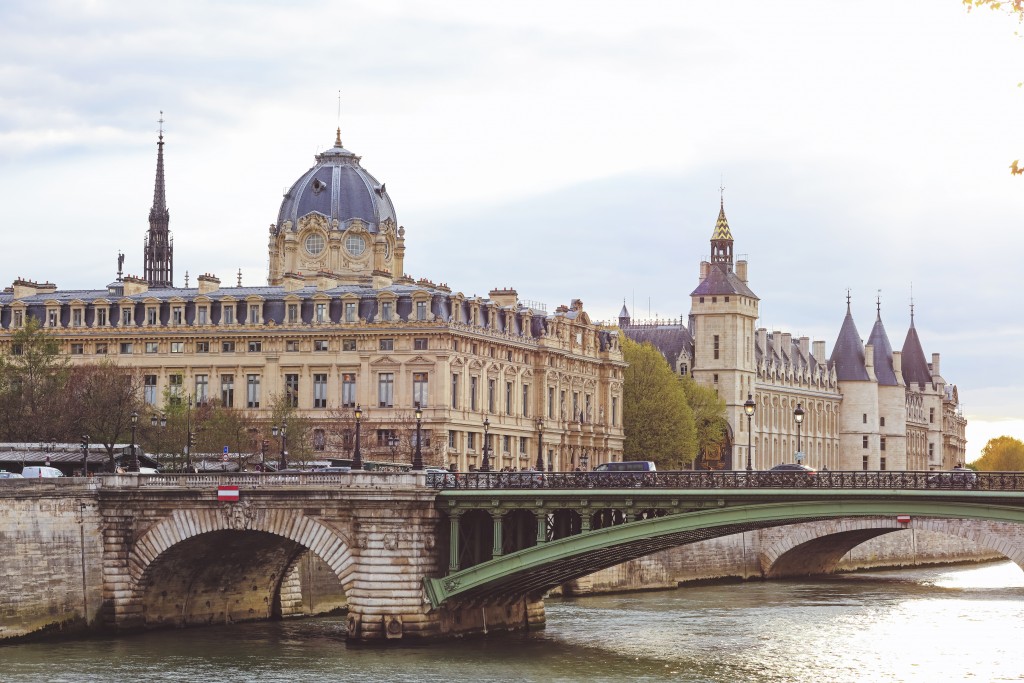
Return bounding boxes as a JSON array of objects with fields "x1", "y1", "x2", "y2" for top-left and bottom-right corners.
[
  {"x1": 443, "y1": 577, "x2": 461, "y2": 592},
  {"x1": 220, "y1": 499, "x2": 258, "y2": 530},
  {"x1": 383, "y1": 533, "x2": 398, "y2": 550}
]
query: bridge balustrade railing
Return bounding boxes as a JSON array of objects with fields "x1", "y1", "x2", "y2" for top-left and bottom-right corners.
[{"x1": 432, "y1": 470, "x2": 1024, "y2": 491}]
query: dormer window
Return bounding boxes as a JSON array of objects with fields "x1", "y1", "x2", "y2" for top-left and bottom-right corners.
[
  {"x1": 147, "y1": 307, "x2": 157, "y2": 325},
  {"x1": 72, "y1": 309, "x2": 82, "y2": 327},
  {"x1": 249, "y1": 304, "x2": 261, "y2": 324},
  {"x1": 47, "y1": 309, "x2": 58, "y2": 327},
  {"x1": 96, "y1": 308, "x2": 107, "y2": 326},
  {"x1": 223, "y1": 305, "x2": 235, "y2": 325},
  {"x1": 13, "y1": 311, "x2": 23, "y2": 328},
  {"x1": 172, "y1": 306, "x2": 183, "y2": 325},
  {"x1": 416, "y1": 301, "x2": 427, "y2": 321},
  {"x1": 381, "y1": 302, "x2": 393, "y2": 321},
  {"x1": 315, "y1": 303, "x2": 327, "y2": 323},
  {"x1": 197, "y1": 306, "x2": 208, "y2": 325},
  {"x1": 345, "y1": 301, "x2": 357, "y2": 322}
]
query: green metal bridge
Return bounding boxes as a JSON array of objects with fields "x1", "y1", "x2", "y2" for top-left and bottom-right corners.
[{"x1": 422, "y1": 470, "x2": 1024, "y2": 608}]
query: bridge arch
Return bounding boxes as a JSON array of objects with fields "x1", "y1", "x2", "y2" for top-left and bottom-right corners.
[
  {"x1": 425, "y1": 499, "x2": 1024, "y2": 608},
  {"x1": 761, "y1": 517, "x2": 1024, "y2": 578},
  {"x1": 123, "y1": 506, "x2": 355, "y2": 629}
]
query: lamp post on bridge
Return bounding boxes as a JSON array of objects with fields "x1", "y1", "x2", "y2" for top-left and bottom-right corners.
[
  {"x1": 412, "y1": 402, "x2": 424, "y2": 471},
  {"x1": 271, "y1": 421, "x2": 288, "y2": 470},
  {"x1": 352, "y1": 405, "x2": 363, "y2": 470},
  {"x1": 793, "y1": 402, "x2": 805, "y2": 464},
  {"x1": 81, "y1": 435, "x2": 89, "y2": 477},
  {"x1": 481, "y1": 417, "x2": 491, "y2": 472},
  {"x1": 129, "y1": 411, "x2": 140, "y2": 472},
  {"x1": 535, "y1": 418, "x2": 544, "y2": 471},
  {"x1": 744, "y1": 393, "x2": 756, "y2": 472}
]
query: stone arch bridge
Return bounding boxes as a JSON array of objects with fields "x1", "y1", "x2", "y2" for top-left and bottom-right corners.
[{"x1": 2, "y1": 470, "x2": 1024, "y2": 642}]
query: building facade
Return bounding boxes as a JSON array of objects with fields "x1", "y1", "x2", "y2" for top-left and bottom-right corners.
[
  {"x1": 0, "y1": 130, "x2": 626, "y2": 471},
  {"x1": 619, "y1": 201, "x2": 966, "y2": 471}
]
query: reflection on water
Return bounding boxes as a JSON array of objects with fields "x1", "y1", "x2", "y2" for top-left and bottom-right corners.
[{"x1": 3, "y1": 562, "x2": 1023, "y2": 683}]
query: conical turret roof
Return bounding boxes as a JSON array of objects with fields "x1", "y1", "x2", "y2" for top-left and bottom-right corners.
[
  {"x1": 711, "y1": 202, "x2": 733, "y2": 240},
  {"x1": 829, "y1": 300, "x2": 870, "y2": 381},
  {"x1": 866, "y1": 306, "x2": 898, "y2": 386},
  {"x1": 901, "y1": 311, "x2": 931, "y2": 387}
]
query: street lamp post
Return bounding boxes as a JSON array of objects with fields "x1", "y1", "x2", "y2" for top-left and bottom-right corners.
[
  {"x1": 129, "y1": 411, "x2": 139, "y2": 472},
  {"x1": 271, "y1": 422, "x2": 288, "y2": 470},
  {"x1": 580, "y1": 450, "x2": 589, "y2": 471},
  {"x1": 744, "y1": 393, "x2": 756, "y2": 472},
  {"x1": 481, "y1": 417, "x2": 491, "y2": 472},
  {"x1": 412, "y1": 402, "x2": 424, "y2": 471},
  {"x1": 184, "y1": 395, "x2": 193, "y2": 470},
  {"x1": 81, "y1": 434, "x2": 89, "y2": 477},
  {"x1": 352, "y1": 405, "x2": 363, "y2": 470},
  {"x1": 794, "y1": 402, "x2": 805, "y2": 463},
  {"x1": 261, "y1": 439, "x2": 268, "y2": 470},
  {"x1": 535, "y1": 418, "x2": 544, "y2": 471}
]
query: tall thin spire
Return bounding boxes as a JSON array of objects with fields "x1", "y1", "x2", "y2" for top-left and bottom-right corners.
[{"x1": 144, "y1": 111, "x2": 173, "y2": 287}]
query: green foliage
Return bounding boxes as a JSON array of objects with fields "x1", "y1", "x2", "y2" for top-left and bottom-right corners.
[
  {"x1": 679, "y1": 374, "x2": 729, "y2": 460},
  {"x1": 621, "y1": 338, "x2": 697, "y2": 469},
  {"x1": 0, "y1": 318, "x2": 70, "y2": 440},
  {"x1": 973, "y1": 435, "x2": 1024, "y2": 470}
]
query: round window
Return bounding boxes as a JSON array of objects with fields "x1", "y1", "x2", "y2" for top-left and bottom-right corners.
[
  {"x1": 305, "y1": 233, "x2": 325, "y2": 256},
  {"x1": 345, "y1": 234, "x2": 366, "y2": 257}
]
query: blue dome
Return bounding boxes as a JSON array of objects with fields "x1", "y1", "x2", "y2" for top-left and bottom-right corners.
[{"x1": 276, "y1": 132, "x2": 396, "y2": 234}]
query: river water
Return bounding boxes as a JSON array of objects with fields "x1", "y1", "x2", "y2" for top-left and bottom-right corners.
[{"x1": 4, "y1": 561, "x2": 1023, "y2": 683}]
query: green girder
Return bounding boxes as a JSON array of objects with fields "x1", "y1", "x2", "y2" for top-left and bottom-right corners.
[{"x1": 423, "y1": 493, "x2": 1024, "y2": 609}]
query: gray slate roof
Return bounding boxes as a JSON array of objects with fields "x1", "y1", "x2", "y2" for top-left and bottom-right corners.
[
  {"x1": 690, "y1": 263, "x2": 758, "y2": 298},
  {"x1": 866, "y1": 313, "x2": 899, "y2": 386},
  {"x1": 901, "y1": 319, "x2": 932, "y2": 387},
  {"x1": 829, "y1": 306, "x2": 870, "y2": 381},
  {"x1": 621, "y1": 324, "x2": 693, "y2": 370}
]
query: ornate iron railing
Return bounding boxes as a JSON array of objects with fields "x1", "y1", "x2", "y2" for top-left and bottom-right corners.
[{"x1": 429, "y1": 470, "x2": 1024, "y2": 491}]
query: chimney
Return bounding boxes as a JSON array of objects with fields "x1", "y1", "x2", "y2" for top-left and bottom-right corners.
[
  {"x1": 197, "y1": 274, "x2": 221, "y2": 295},
  {"x1": 864, "y1": 342, "x2": 877, "y2": 382},
  {"x1": 282, "y1": 273, "x2": 304, "y2": 292},
  {"x1": 780, "y1": 333, "x2": 792, "y2": 359},
  {"x1": 931, "y1": 353, "x2": 941, "y2": 377},
  {"x1": 756, "y1": 328, "x2": 767, "y2": 354},
  {"x1": 122, "y1": 275, "x2": 149, "y2": 296},
  {"x1": 699, "y1": 261, "x2": 710, "y2": 281},
  {"x1": 798, "y1": 336, "x2": 810, "y2": 359},
  {"x1": 813, "y1": 340, "x2": 826, "y2": 361},
  {"x1": 736, "y1": 259, "x2": 748, "y2": 284},
  {"x1": 892, "y1": 350, "x2": 904, "y2": 385},
  {"x1": 488, "y1": 288, "x2": 518, "y2": 308}
]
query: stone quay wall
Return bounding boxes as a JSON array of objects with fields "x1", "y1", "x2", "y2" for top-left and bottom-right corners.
[{"x1": 0, "y1": 480, "x2": 105, "y2": 640}]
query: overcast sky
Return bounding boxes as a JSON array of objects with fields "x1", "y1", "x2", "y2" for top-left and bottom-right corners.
[{"x1": 2, "y1": 0, "x2": 1022, "y2": 460}]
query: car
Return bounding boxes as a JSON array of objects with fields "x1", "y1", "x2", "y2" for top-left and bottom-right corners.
[
  {"x1": 768, "y1": 463, "x2": 816, "y2": 473},
  {"x1": 317, "y1": 466, "x2": 352, "y2": 473},
  {"x1": 927, "y1": 467, "x2": 978, "y2": 489},
  {"x1": 426, "y1": 468, "x2": 457, "y2": 488},
  {"x1": 21, "y1": 466, "x2": 64, "y2": 478},
  {"x1": 0, "y1": 470, "x2": 24, "y2": 479},
  {"x1": 593, "y1": 461, "x2": 657, "y2": 472}
]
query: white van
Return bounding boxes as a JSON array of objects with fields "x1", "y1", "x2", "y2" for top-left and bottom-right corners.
[{"x1": 21, "y1": 466, "x2": 64, "y2": 478}]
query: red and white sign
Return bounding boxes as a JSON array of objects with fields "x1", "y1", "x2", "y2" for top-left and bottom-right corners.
[
  {"x1": 896, "y1": 515, "x2": 911, "y2": 524},
  {"x1": 217, "y1": 485, "x2": 240, "y2": 502}
]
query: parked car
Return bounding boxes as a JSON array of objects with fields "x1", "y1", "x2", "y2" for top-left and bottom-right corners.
[
  {"x1": 927, "y1": 467, "x2": 978, "y2": 489},
  {"x1": 21, "y1": 466, "x2": 64, "y2": 478},
  {"x1": 0, "y1": 470, "x2": 24, "y2": 479}
]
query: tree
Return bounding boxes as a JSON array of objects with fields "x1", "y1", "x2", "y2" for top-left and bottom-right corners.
[
  {"x1": 963, "y1": 0, "x2": 1024, "y2": 174},
  {"x1": 973, "y1": 435, "x2": 1024, "y2": 470},
  {"x1": 679, "y1": 374, "x2": 729, "y2": 466},
  {"x1": 65, "y1": 362, "x2": 145, "y2": 469},
  {"x1": 0, "y1": 318, "x2": 70, "y2": 441},
  {"x1": 621, "y1": 338, "x2": 697, "y2": 469}
]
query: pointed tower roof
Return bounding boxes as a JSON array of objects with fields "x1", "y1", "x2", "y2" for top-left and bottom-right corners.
[
  {"x1": 711, "y1": 199, "x2": 733, "y2": 240},
  {"x1": 866, "y1": 300, "x2": 898, "y2": 386},
  {"x1": 149, "y1": 124, "x2": 168, "y2": 224},
  {"x1": 901, "y1": 307, "x2": 931, "y2": 387},
  {"x1": 829, "y1": 296, "x2": 870, "y2": 381},
  {"x1": 618, "y1": 302, "x2": 630, "y2": 318}
]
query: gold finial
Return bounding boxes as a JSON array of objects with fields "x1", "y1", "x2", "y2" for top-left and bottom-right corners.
[{"x1": 335, "y1": 127, "x2": 342, "y2": 147}]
